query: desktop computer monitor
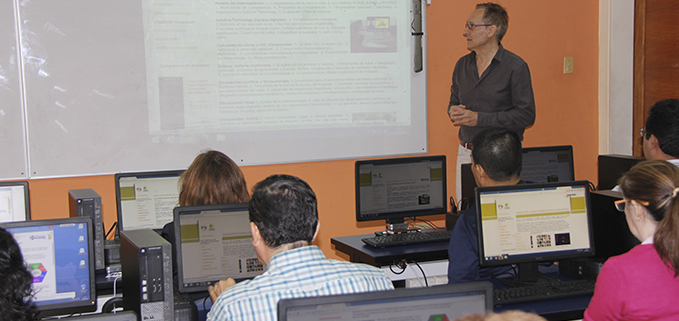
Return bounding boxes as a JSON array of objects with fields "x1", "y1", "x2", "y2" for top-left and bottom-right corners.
[
  {"x1": 521, "y1": 145, "x2": 575, "y2": 183},
  {"x1": 277, "y1": 281, "x2": 493, "y2": 321},
  {"x1": 476, "y1": 181, "x2": 595, "y2": 284},
  {"x1": 115, "y1": 170, "x2": 184, "y2": 232},
  {"x1": 460, "y1": 145, "x2": 575, "y2": 210},
  {"x1": 0, "y1": 180, "x2": 31, "y2": 223},
  {"x1": 355, "y1": 155, "x2": 447, "y2": 230},
  {"x1": 1, "y1": 217, "x2": 97, "y2": 318},
  {"x1": 597, "y1": 154, "x2": 644, "y2": 190},
  {"x1": 174, "y1": 203, "x2": 264, "y2": 293}
]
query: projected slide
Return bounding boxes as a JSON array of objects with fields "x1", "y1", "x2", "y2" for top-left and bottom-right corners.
[
  {"x1": 142, "y1": 1, "x2": 410, "y2": 139},
  {"x1": 21, "y1": 0, "x2": 426, "y2": 176}
]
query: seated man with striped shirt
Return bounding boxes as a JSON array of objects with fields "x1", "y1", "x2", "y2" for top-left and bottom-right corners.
[{"x1": 207, "y1": 174, "x2": 394, "y2": 321}]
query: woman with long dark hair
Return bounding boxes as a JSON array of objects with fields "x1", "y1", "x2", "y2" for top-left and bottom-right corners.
[{"x1": 0, "y1": 227, "x2": 38, "y2": 321}]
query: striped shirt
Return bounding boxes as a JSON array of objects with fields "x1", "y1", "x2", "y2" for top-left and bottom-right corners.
[{"x1": 207, "y1": 245, "x2": 395, "y2": 321}]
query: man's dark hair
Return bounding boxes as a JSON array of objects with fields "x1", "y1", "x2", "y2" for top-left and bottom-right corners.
[
  {"x1": 645, "y1": 98, "x2": 679, "y2": 158},
  {"x1": 477, "y1": 2, "x2": 509, "y2": 42},
  {"x1": 248, "y1": 174, "x2": 318, "y2": 248},
  {"x1": 471, "y1": 127, "x2": 522, "y2": 182},
  {"x1": 0, "y1": 227, "x2": 38, "y2": 321}
]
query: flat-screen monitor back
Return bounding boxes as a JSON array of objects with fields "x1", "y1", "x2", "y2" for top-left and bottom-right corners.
[
  {"x1": 115, "y1": 170, "x2": 184, "y2": 232},
  {"x1": 597, "y1": 154, "x2": 644, "y2": 190},
  {"x1": 521, "y1": 145, "x2": 575, "y2": 183},
  {"x1": 277, "y1": 281, "x2": 493, "y2": 321},
  {"x1": 1, "y1": 217, "x2": 97, "y2": 318},
  {"x1": 459, "y1": 145, "x2": 575, "y2": 209},
  {"x1": 355, "y1": 155, "x2": 447, "y2": 223},
  {"x1": 174, "y1": 203, "x2": 264, "y2": 293},
  {"x1": 590, "y1": 190, "x2": 640, "y2": 259},
  {"x1": 0, "y1": 180, "x2": 30, "y2": 222}
]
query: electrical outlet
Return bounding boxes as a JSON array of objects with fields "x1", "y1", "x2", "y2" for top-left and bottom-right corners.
[{"x1": 564, "y1": 56, "x2": 574, "y2": 74}]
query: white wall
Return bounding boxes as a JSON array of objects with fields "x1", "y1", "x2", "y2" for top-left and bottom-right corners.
[{"x1": 599, "y1": 0, "x2": 635, "y2": 155}]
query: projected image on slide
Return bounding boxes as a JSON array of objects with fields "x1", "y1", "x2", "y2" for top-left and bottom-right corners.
[
  {"x1": 350, "y1": 17, "x2": 397, "y2": 53},
  {"x1": 142, "y1": 1, "x2": 412, "y2": 139}
]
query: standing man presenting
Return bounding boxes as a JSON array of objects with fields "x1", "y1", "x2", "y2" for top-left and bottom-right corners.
[{"x1": 448, "y1": 3, "x2": 535, "y2": 202}]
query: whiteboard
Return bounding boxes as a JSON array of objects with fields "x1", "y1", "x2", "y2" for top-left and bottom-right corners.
[
  {"x1": 0, "y1": 1, "x2": 27, "y2": 179},
  {"x1": 16, "y1": 0, "x2": 427, "y2": 178}
]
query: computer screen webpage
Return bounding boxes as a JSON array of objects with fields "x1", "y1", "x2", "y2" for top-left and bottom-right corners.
[
  {"x1": 117, "y1": 172, "x2": 182, "y2": 231},
  {"x1": 0, "y1": 182, "x2": 28, "y2": 222},
  {"x1": 478, "y1": 183, "x2": 592, "y2": 265},
  {"x1": 521, "y1": 146, "x2": 574, "y2": 183},
  {"x1": 357, "y1": 157, "x2": 445, "y2": 221},
  {"x1": 177, "y1": 207, "x2": 263, "y2": 292},
  {"x1": 5, "y1": 220, "x2": 94, "y2": 309},
  {"x1": 284, "y1": 291, "x2": 486, "y2": 321}
]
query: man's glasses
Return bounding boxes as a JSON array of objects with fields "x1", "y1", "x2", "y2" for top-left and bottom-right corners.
[
  {"x1": 640, "y1": 127, "x2": 648, "y2": 138},
  {"x1": 465, "y1": 22, "x2": 492, "y2": 30},
  {"x1": 614, "y1": 199, "x2": 649, "y2": 212}
]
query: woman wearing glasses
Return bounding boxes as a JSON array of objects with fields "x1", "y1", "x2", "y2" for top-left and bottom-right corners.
[
  {"x1": 584, "y1": 160, "x2": 679, "y2": 320},
  {"x1": 447, "y1": 2, "x2": 536, "y2": 203}
]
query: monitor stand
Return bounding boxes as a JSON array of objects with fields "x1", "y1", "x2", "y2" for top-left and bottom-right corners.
[
  {"x1": 498, "y1": 262, "x2": 556, "y2": 288},
  {"x1": 383, "y1": 218, "x2": 420, "y2": 235}
]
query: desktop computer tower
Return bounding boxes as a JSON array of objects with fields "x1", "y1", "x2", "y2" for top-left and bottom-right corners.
[
  {"x1": 120, "y1": 229, "x2": 174, "y2": 321},
  {"x1": 69, "y1": 188, "x2": 105, "y2": 270}
]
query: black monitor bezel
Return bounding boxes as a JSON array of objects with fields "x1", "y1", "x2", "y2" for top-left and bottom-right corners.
[
  {"x1": 0, "y1": 180, "x2": 31, "y2": 222},
  {"x1": 355, "y1": 155, "x2": 447, "y2": 222},
  {"x1": 114, "y1": 169, "x2": 185, "y2": 232},
  {"x1": 1, "y1": 216, "x2": 97, "y2": 318},
  {"x1": 174, "y1": 202, "x2": 261, "y2": 294},
  {"x1": 475, "y1": 180, "x2": 595, "y2": 268},
  {"x1": 277, "y1": 281, "x2": 493, "y2": 321}
]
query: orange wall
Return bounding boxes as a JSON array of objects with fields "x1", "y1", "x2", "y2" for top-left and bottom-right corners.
[{"x1": 26, "y1": 0, "x2": 599, "y2": 261}]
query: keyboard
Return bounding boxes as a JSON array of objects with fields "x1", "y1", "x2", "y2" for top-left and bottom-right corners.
[
  {"x1": 361, "y1": 229, "x2": 452, "y2": 248},
  {"x1": 493, "y1": 279, "x2": 596, "y2": 305}
]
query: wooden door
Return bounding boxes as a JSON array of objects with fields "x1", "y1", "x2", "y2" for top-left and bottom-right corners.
[{"x1": 633, "y1": 0, "x2": 679, "y2": 156}]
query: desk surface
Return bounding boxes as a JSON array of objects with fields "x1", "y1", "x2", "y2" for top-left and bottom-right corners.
[
  {"x1": 331, "y1": 233, "x2": 449, "y2": 266},
  {"x1": 332, "y1": 234, "x2": 590, "y2": 321}
]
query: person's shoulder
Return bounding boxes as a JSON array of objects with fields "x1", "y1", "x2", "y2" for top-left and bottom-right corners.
[
  {"x1": 497, "y1": 46, "x2": 528, "y2": 66},
  {"x1": 455, "y1": 51, "x2": 475, "y2": 65},
  {"x1": 324, "y1": 258, "x2": 393, "y2": 280},
  {"x1": 459, "y1": 204, "x2": 477, "y2": 223},
  {"x1": 325, "y1": 258, "x2": 386, "y2": 273},
  {"x1": 603, "y1": 244, "x2": 657, "y2": 271}
]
